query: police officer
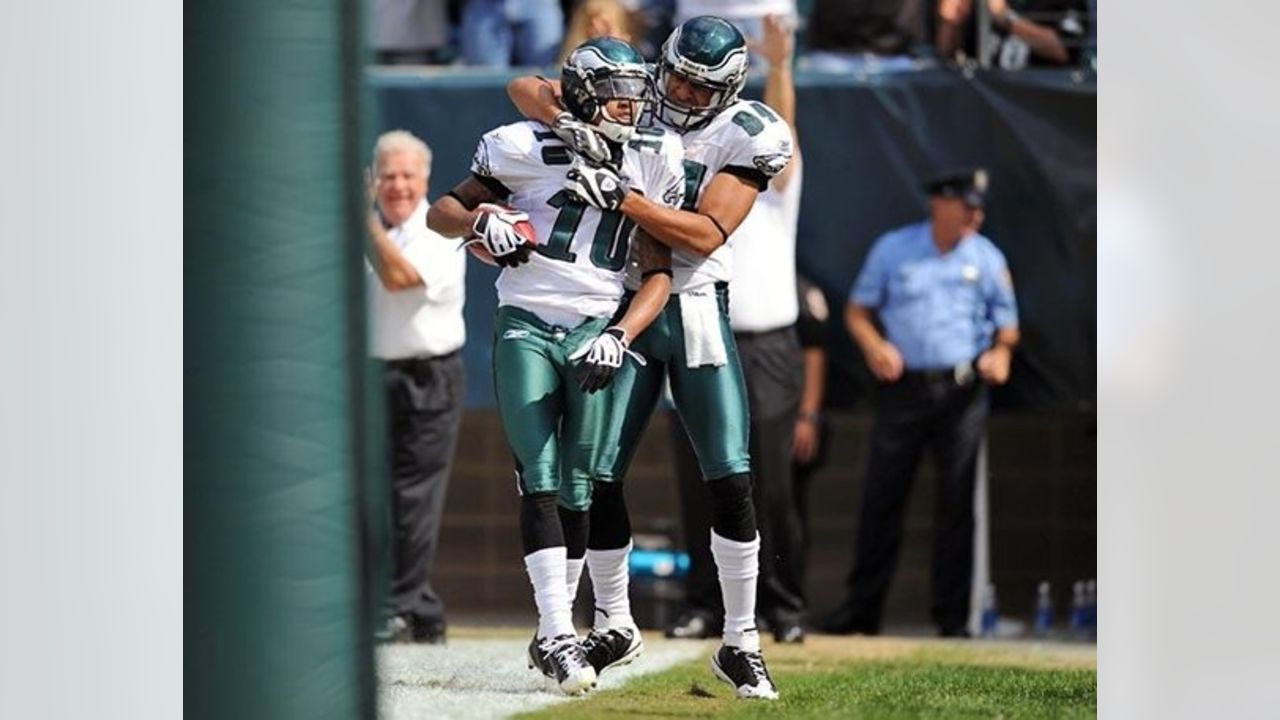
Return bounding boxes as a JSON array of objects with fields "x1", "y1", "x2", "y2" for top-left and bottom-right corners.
[{"x1": 822, "y1": 168, "x2": 1019, "y2": 638}]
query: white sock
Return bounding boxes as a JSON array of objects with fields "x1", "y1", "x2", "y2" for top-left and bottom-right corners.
[
  {"x1": 566, "y1": 556, "x2": 586, "y2": 607},
  {"x1": 524, "y1": 547, "x2": 576, "y2": 639},
  {"x1": 587, "y1": 542, "x2": 634, "y2": 630},
  {"x1": 710, "y1": 530, "x2": 761, "y2": 652}
]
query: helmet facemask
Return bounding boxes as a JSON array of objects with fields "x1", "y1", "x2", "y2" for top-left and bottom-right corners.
[
  {"x1": 561, "y1": 39, "x2": 655, "y2": 145},
  {"x1": 655, "y1": 62, "x2": 738, "y2": 132},
  {"x1": 586, "y1": 71, "x2": 654, "y2": 143}
]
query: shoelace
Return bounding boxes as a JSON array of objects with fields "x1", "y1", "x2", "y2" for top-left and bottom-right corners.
[
  {"x1": 741, "y1": 650, "x2": 770, "y2": 684},
  {"x1": 548, "y1": 637, "x2": 584, "y2": 668}
]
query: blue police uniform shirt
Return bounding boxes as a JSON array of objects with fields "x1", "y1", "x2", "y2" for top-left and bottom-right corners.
[{"x1": 850, "y1": 220, "x2": 1018, "y2": 370}]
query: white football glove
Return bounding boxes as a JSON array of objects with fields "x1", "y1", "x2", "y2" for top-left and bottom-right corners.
[
  {"x1": 568, "y1": 327, "x2": 647, "y2": 393},
  {"x1": 552, "y1": 111, "x2": 613, "y2": 166},
  {"x1": 461, "y1": 204, "x2": 532, "y2": 267},
  {"x1": 564, "y1": 159, "x2": 629, "y2": 211}
]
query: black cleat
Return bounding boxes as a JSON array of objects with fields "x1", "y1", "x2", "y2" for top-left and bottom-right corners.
[
  {"x1": 582, "y1": 625, "x2": 644, "y2": 675},
  {"x1": 773, "y1": 621, "x2": 805, "y2": 644},
  {"x1": 664, "y1": 609, "x2": 721, "y2": 640},
  {"x1": 527, "y1": 633, "x2": 597, "y2": 695},
  {"x1": 710, "y1": 644, "x2": 779, "y2": 700}
]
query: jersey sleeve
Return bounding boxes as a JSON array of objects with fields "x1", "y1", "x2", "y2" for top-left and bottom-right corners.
[
  {"x1": 721, "y1": 102, "x2": 794, "y2": 191},
  {"x1": 469, "y1": 123, "x2": 543, "y2": 200}
]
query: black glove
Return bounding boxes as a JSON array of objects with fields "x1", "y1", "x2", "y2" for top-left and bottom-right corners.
[
  {"x1": 568, "y1": 327, "x2": 646, "y2": 393},
  {"x1": 564, "y1": 159, "x2": 629, "y2": 212}
]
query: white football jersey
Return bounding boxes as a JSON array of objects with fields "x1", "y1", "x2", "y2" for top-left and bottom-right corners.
[
  {"x1": 629, "y1": 99, "x2": 794, "y2": 293},
  {"x1": 471, "y1": 121, "x2": 685, "y2": 324}
]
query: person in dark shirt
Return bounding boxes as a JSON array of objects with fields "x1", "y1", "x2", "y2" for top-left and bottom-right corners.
[
  {"x1": 937, "y1": 0, "x2": 1090, "y2": 68},
  {"x1": 803, "y1": 0, "x2": 924, "y2": 73}
]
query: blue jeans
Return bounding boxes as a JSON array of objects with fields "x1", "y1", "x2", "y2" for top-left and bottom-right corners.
[{"x1": 460, "y1": 0, "x2": 564, "y2": 69}]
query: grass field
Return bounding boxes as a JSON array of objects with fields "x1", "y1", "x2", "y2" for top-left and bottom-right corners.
[{"x1": 516, "y1": 635, "x2": 1097, "y2": 719}]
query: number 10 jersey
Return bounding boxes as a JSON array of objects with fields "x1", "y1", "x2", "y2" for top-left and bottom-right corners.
[{"x1": 470, "y1": 120, "x2": 685, "y2": 323}]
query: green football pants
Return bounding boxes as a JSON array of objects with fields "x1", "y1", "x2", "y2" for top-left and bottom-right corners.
[
  {"x1": 492, "y1": 305, "x2": 614, "y2": 512},
  {"x1": 595, "y1": 284, "x2": 752, "y2": 484}
]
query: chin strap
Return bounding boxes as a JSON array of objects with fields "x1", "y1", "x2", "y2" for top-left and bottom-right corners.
[{"x1": 596, "y1": 119, "x2": 635, "y2": 144}]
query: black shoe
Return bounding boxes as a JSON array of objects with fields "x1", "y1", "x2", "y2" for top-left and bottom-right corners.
[
  {"x1": 582, "y1": 624, "x2": 644, "y2": 675},
  {"x1": 377, "y1": 615, "x2": 446, "y2": 644},
  {"x1": 665, "y1": 609, "x2": 720, "y2": 640},
  {"x1": 527, "y1": 633, "x2": 597, "y2": 695},
  {"x1": 710, "y1": 644, "x2": 779, "y2": 700},
  {"x1": 819, "y1": 604, "x2": 880, "y2": 636},
  {"x1": 938, "y1": 626, "x2": 972, "y2": 639},
  {"x1": 773, "y1": 622, "x2": 805, "y2": 644}
]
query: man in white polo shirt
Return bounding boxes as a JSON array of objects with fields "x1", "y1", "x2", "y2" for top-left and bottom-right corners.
[{"x1": 366, "y1": 129, "x2": 467, "y2": 644}]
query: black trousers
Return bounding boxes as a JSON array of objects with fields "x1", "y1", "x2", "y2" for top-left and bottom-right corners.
[
  {"x1": 385, "y1": 352, "x2": 465, "y2": 626},
  {"x1": 672, "y1": 325, "x2": 806, "y2": 625},
  {"x1": 844, "y1": 375, "x2": 988, "y2": 634}
]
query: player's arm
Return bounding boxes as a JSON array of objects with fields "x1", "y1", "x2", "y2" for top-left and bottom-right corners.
[
  {"x1": 507, "y1": 75, "x2": 563, "y2": 126},
  {"x1": 612, "y1": 230, "x2": 672, "y2": 340},
  {"x1": 427, "y1": 176, "x2": 531, "y2": 268},
  {"x1": 616, "y1": 172, "x2": 760, "y2": 257},
  {"x1": 426, "y1": 176, "x2": 496, "y2": 238},
  {"x1": 571, "y1": 230, "x2": 672, "y2": 393}
]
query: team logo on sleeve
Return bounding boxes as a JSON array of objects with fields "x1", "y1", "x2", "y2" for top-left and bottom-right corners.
[
  {"x1": 472, "y1": 140, "x2": 493, "y2": 177},
  {"x1": 752, "y1": 152, "x2": 789, "y2": 177}
]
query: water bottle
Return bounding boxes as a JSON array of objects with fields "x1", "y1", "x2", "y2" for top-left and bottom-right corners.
[
  {"x1": 980, "y1": 583, "x2": 999, "y2": 638},
  {"x1": 1033, "y1": 581, "x2": 1053, "y2": 637},
  {"x1": 1069, "y1": 580, "x2": 1086, "y2": 638}
]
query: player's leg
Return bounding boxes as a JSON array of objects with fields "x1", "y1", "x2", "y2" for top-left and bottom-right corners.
[
  {"x1": 668, "y1": 288, "x2": 777, "y2": 699},
  {"x1": 578, "y1": 314, "x2": 670, "y2": 675},
  {"x1": 553, "y1": 316, "x2": 613, "y2": 616},
  {"x1": 493, "y1": 307, "x2": 595, "y2": 693}
]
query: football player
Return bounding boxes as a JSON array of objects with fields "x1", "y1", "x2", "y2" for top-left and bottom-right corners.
[
  {"x1": 427, "y1": 37, "x2": 685, "y2": 696},
  {"x1": 506, "y1": 16, "x2": 793, "y2": 700}
]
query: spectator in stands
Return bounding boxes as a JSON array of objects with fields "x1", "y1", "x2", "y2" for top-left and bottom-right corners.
[
  {"x1": 370, "y1": 0, "x2": 452, "y2": 65},
  {"x1": 801, "y1": 0, "x2": 923, "y2": 74},
  {"x1": 366, "y1": 130, "x2": 468, "y2": 644},
  {"x1": 666, "y1": 14, "x2": 808, "y2": 644},
  {"x1": 460, "y1": 0, "x2": 565, "y2": 68},
  {"x1": 822, "y1": 168, "x2": 1019, "y2": 638},
  {"x1": 674, "y1": 0, "x2": 796, "y2": 62},
  {"x1": 557, "y1": 0, "x2": 636, "y2": 65},
  {"x1": 790, "y1": 275, "x2": 830, "y2": 599},
  {"x1": 936, "y1": 0, "x2": 1089, "y2": 69}
]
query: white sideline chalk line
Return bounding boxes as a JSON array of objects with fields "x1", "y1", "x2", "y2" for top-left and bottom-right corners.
[{"x1": 378, "y1": 637, "x2": 707, "y2": 720}]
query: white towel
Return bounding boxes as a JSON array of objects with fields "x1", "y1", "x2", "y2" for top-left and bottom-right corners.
[{"x1": 679, "y1": 287, "x2": 728, "y2": 368}]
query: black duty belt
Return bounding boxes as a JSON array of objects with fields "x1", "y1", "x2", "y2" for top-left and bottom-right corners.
[{"x1": 902, "y1": 361, "x2": 977, "y2": 386}]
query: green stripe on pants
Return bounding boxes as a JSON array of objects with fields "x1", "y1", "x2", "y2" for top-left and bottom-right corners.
[{"x1": 492, "y1": 306, "x2": 613, "y2": 511}]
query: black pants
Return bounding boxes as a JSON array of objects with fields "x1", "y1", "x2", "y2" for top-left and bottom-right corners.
[
  {"x1": 672, "y1": 325, "x2": 806, "y2": 626},
  {"x1": 843, "y1": 375, "x2": 988, "y2": 634},
  {"x1": 385, "y1": 352, "x2": 465, "y2": 627}
]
